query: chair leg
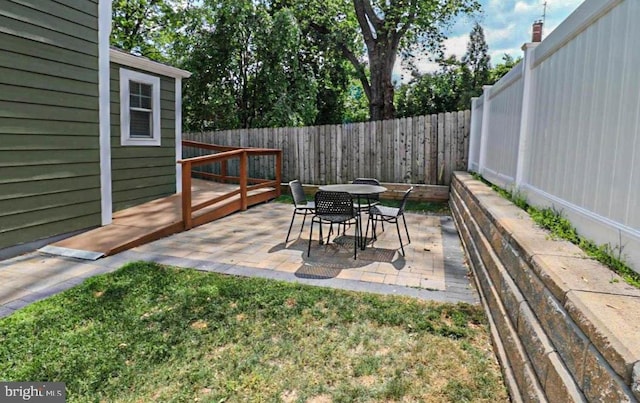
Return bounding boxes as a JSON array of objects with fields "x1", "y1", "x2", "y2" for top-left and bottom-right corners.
[
  {"x1": 307, "y1": 218, "x2": 315, "y2": 256},
  {"x1": 371, "y1": 214, "x2": 378, "y2": 240},
  {"x1": 364, "y1": 214, "x2": 371, "y2": 243},
  {"x1": 395, "y1": 219, "x2": 405, "y2": 256},
  {"x1": 364, "y1": 213, "x2": 376, "y2": 244},
  {"x1": 300, "y1": 211, "x2": 308, "y2": 235},
  {"x1": 327, "y1": 223, "x2": 334, "y2": 244},
  {"x1": 285, "y1": 210, "x2": 297, "y2": 243},
  {"x1": 354, "y1": 218, "x2": 359, "y2": 260},
  {"x1": 402, "y1": 214, "x2": 410, "y2": 243}
]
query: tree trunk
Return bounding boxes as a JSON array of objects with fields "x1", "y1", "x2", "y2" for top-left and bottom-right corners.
[
  {"x1": 351, "y1": 0, "x2": 399, "y2": 121},
  {"x1": 367, "y1": 45, "x2": 397, "y2": 121}
]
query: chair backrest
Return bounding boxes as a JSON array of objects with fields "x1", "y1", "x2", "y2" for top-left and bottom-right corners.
[
  {"x1": 352, "y1": 178, "x2": 381, "y2": 201},
  {"x1": 397, "y1": 186, "x2": 414, "y2": 215},
  {"x1": 314, "y1": 191, "x2": 354, "y2": 217},
  {"x1": 289, "y1": 180, "x2": 308, "y2": 206},
  {"x1": 352, "y1": 178, "x2": 380, "y2": 186}
]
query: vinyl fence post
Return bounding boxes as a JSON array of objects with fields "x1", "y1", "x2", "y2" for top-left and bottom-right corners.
[
  {"x1": 468, "y1": 97, "x2": 480, "y2": 171},
  {"x1": 515, "y1": 42, "x2": 540, "y2": 188},
  {"x1": 478, "y1": 85, "x2": 493, "y2": 175}
]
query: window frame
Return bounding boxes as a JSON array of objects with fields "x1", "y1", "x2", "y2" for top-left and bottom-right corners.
[{"x1": 119, "y1": 68, "x2": 161, "y2": 146}]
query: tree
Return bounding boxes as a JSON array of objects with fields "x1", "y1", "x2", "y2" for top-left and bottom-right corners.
[
  {"x1": 457, "y1": 22, "x2": 491, "y2": 109},
  {"x1": 182, "y1": 2, "x2": 320, "y2": 130},
  {"x1": 285, "y1": 0, "x2": 480, "y2": 121},
  {"x1": 463, "y1": 23, "x2": 491, "y2": 91},
  {"x1": 490, "y1": 54, "x2": 522, "y2": 83},
  {"x1": 251, "y1": 9, "x2": 319, "y2": 127},
  {"x1": 395, "y1": 56, "x2": 466, "y2": 117},
  {"x1": 111, "y1": 0, "x2": 178, "y2": 61}
]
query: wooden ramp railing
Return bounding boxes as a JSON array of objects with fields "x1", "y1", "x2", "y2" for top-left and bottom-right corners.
[{"x1": 179, "y1": 140, "x2": 282, "y2": 230}]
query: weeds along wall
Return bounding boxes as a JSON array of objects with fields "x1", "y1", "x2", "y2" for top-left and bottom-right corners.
[{"x1": 468, "y1": 0, "x2": 640, "y2": 274}]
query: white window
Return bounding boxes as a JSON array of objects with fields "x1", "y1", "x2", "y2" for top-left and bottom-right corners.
[{"x1": 119, "y1": 68, "x2": 161, "y2": 146}]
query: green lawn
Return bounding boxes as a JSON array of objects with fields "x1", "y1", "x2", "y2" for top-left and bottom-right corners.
[{"x1": 0, "y1": 262, "x2": 507, "y2": 402}]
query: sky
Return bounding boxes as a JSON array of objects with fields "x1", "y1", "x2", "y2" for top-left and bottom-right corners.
[{"x1": 398, "y1": 0, "x2": 584, "y2": 77}]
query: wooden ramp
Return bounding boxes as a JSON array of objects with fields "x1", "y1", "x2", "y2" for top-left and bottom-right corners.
[{"x1": 43, "y1": 180, "x2": 276, "y2": 259}]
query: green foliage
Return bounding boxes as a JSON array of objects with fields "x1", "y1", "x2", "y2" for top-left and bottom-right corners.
[
  {"x1": 341, "y1": 80, "x2": 371, "y2": 123},
  {"x1": 112, "y1": 1, "x2": 356, "y2": 130},
  {"x1": 251, "y1": 8, "x2": 319, "y2": 127},
  {"x1": 396, "y1": 22, "x2": 492, "y2": 116},
  {"x1": 112, "y1": 0, "x2": 484, "y2": 126},
  {"x1": 182, "y1": 2, "x2": 321, "y2": 130},
  {"x1": 396, "y1": 56, "x2": 468, "y2": 116},
  {"x1": 0, "y1": 262, "x2": 507, "y2": 401},
  {"x1": 529, "y1": 208, "x2": 640, "y2": 287},
  {"x1": 279, "y1": 0, "x2": 481, "y2": 120},
  {"x1": 111, "y1": 0, "x2": 200, "y2": 63},
  {"x1": 458, "y1": 22, "x2": 491, "y2": 109},
  {"x1": 490, "y1": 53, "x2": 522, "y2": 83}
]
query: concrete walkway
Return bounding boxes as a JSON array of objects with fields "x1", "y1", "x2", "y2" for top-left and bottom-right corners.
[{"x1": 0, "y1": 202, "x2": 478, "y2": 318}]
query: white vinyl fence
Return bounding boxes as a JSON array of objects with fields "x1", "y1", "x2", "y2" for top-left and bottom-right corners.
[{"x1": 469, "y1": 0, "x2": 640, "y2": 274}]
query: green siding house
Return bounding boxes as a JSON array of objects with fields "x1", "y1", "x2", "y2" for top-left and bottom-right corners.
[{"x1": 0, "y1": 0, "x2": 191, "y2": 257}]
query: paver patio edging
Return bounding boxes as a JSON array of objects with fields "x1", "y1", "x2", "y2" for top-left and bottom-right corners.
[{"x1": 450, "y1": 171, "x2": 640, "y2": 402}]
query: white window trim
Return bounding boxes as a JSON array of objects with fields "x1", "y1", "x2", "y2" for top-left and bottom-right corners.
[{"x1": 119, "y1": 68, "x2": 161, "y2": 146}]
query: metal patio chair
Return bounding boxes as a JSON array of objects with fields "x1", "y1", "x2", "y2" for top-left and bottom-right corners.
[
  {"x1": 285, "y1": 180, "x2": 315, "y2": 243},
  {"x1": 352, "y1": 177, "x2": 382, "y2": 213},
  {"x1": 307, "y1": 191, "x2": 360, "y2": 260},
  {"x1": 366, "y1": 186, "x2": 413, "y2": 256}
]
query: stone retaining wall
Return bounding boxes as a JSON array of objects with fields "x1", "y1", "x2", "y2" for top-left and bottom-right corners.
[{"x1": 450, "y1": 172, "x2": 640, "y2": 402}]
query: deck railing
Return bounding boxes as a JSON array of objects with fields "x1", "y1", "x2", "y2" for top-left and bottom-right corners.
[{"x1": 179, "y1": 140, "x2": 282, "y2": 229}]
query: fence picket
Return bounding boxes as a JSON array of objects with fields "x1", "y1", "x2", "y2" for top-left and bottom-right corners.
[{"x1": 184, "y1": 112, "x2": 470, "y2": 185}]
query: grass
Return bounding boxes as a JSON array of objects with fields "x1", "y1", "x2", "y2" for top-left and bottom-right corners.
[
  {"x1": 275, "y1": 194, "x2": 450, "y2": 215},
  {"x1": 470, "y1": 173, "x2": 640, "y2": 288},
  {"x1": 0, "y1": 262, "x2": 507, "y2": 402}
]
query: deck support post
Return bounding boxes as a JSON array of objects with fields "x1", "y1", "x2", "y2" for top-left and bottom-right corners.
[
  {"x1": 275, "y1": 150, "x2": 283, "y2": 197},
  {"x1": 240, "y1": 151, "x2": 248, "y2": 211},
  {"x1": 182, "y1": 161, "x2": 193, "y2": 229}
]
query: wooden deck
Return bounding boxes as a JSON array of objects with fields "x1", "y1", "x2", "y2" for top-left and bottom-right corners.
[{"x1": 49, "y1": 180, "x2": 276, "y2": 257}]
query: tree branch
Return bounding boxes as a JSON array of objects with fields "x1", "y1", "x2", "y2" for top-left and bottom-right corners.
[
  {"x1": 308, "y1": 21, "x2": 372, "y2": 101},
  {"x1": 361, "y1": 0, "x2": 383, "y2": 30},
  {"x1": 353, "y1": 0, "x2": 376, "y2": 48},
  {"x1": 392, "y1": 2, "x2": 417, "y2": 51},
  {"x1": 338, "y1": 43, "x2": 371, "y2": 101}
]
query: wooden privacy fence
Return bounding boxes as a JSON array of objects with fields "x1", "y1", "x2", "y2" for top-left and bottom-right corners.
[{"x1": 183, "y1": 111, "x2": 470, "y2": 186}]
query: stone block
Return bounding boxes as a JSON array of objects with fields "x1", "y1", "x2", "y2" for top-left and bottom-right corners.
[
  {"x1": 535, "y1": 287, "x2": 590, "y2": 383},
  {"x1": 543, "y1": 352, "x2": 586, "y2": 402},
  {"x1": 530, "y1": 254, "x2": 640, "y2": 305},
  {"x1": 498, "y1": 264, "x2": 526, "y2": 329},
  {"x1": 632, "y1": 362, "x2": 640, "y2": 401},
  {"x1": 520, "y1": 361, "x2": 547, "y2": 403},
  {"x1": 507, "y1": 218, "x2": 585, "y2": 261},
  {"x1": 518, "y1": 304, "x2": 554, "y2": 382},
  {"x1": 462, "y1": 192, "x2": 510, "y2": 254},
  {"x1": 504, "y1": 251, "x2": 548, "y2": 323},
  {"x1": 581, "y1": 345, "x2": 636, "y2": 402},
  {"x1": 565, "y1": 291, "x2": 640, "y2": 384}
]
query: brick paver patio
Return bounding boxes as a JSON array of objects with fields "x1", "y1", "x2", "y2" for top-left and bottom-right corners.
[{"x1": 0, "y1": 202, "x2": 478, "y2": 318}]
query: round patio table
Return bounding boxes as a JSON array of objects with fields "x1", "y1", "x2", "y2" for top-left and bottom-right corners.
[{"x1": 318, "y1": 183, "x2": 387, "y2": 249}]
